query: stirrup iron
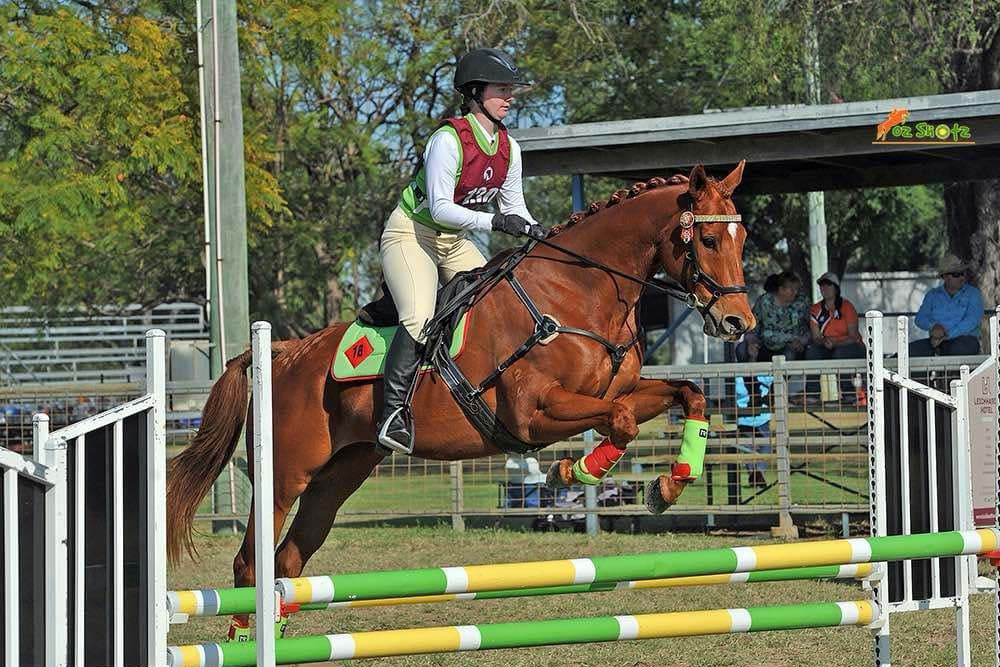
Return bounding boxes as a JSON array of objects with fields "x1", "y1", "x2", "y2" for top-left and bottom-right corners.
[{"x1": 377, "y1": 406, "x2": 414, "y2": 455}]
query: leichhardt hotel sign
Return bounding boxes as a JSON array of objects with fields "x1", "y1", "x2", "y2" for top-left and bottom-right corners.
[{"x1": 967, "y1": 361, "x2": 998, "y2": 527}]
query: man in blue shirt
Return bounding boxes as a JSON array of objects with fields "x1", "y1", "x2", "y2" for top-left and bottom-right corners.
[{"x1": 910, "y1": 254, "x2": 984, "y2": 356}]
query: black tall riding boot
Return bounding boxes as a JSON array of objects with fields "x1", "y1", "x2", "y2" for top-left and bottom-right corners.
[{"x1": 376, "y1": 327, "x2": 423, "y2": 454}]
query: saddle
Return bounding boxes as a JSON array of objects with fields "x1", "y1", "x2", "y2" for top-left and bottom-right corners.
[
  {"x1": 357, "y1": 273, "x2": 475, "y2": 334},
  {"x1": 330, "y1": 275, "x2": 475, "y2": 382}
]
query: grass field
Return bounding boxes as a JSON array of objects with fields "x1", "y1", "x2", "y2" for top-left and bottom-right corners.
[{"x1": 168, "y1": 526, "x2": 996, "y2": 666}]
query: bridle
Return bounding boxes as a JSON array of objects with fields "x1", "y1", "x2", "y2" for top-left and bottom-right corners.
[{"x1": 677, "y1": 208, "x2": 749, "y2": 318}]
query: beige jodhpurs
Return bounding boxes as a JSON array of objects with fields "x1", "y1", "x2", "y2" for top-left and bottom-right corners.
[{"x1": 380, "y1": 206, "x2": 487, "y2": 342}]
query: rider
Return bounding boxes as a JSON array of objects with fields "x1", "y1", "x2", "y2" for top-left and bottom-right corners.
[{"x1": 376, "y1": 48, "x2": 545, "y2": 455}]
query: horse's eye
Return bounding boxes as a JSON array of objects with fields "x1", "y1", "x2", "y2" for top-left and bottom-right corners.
[{"x1": 702, "y1": 236, "x2": 718, "y2": 250}]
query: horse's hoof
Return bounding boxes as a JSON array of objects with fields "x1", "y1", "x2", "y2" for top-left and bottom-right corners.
[
  {"x1": 644, "y1": 477, "x2": 672, "y2": 514},
  {"x1": 546, "y1": 458, "x2": 575, "y2": 488},
  {"x1": 645, "y1": 475, "x2": 688, "y2": 514}
]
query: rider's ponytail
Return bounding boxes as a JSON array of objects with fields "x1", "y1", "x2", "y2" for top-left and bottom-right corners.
[{"x1": 458, "y1": 83, "x2": 482, "y2": 116}]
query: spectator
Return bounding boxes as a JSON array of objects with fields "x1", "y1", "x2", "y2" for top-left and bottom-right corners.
[
  {"x1": 734, "y1": 341, "x2": 773, "y2": 488},
  {"x1": 803, "y1": 272, "x2": 865, "y2": 403},
  {"x1": 740, "y1": 271, "x2": 810, "y2": 362},
  {"x1": 735, "y1": 274, "x2": 775, "y2": 362},
  {"x1": 910, "y1": 254, "x2": 984, "y2": 357},
  {"x1": 806, "y1": 272, "x2": 864, "y2": 357},
  {"x1": 761, "y1": 272, "x2": 782, "y2": 295}
]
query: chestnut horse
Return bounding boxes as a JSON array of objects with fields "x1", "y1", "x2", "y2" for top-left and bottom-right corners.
[{"x1": 166, "y1": 161, "x2": 754, "y2": 630}]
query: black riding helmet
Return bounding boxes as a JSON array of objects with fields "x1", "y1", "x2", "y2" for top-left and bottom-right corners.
[
  {"x1": 454, "y1": 48, "x2": 531, "y2": 90},
  {"x1": 454, "y1": 49, "x2": 530, "y2": 125}
]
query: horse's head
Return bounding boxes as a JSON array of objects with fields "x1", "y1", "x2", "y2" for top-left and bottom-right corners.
[{"x1": 657, "y1": 161, "x2": 755, "y2": 341}]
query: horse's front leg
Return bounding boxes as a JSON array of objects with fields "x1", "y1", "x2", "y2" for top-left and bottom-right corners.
[
  {"x1": 616, "y1": 378, "x2": 709, "y2": 514},
  {"x1": 533, "y1": 385, "x2": 640, "y2": 489}
]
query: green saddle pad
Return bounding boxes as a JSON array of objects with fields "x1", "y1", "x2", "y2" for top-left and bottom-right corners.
[{"x1": 331, "y1": 313, "x2": 470, "y2": 381}]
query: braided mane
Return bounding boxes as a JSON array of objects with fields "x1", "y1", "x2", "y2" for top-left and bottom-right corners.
[{"x1": 547, "y1": 174, "x2": 692, "y2": 238}]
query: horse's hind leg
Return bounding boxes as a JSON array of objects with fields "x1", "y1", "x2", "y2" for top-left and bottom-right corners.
[
  {"x1": 274, "y1": 443, "x2": 385, "y2": 580},
  {"x1": 228, "y1": 410, "x2": 318, "y2": 640},
  {"x1": 229, "y1": 498, "x2": 298, "y2": 640},
  {"x1": 272, "y1": 443, "x2": 384, "y2": 636}
]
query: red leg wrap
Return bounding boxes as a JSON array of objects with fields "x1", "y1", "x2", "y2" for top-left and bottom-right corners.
[
  {"x1": 227, "y1": 616, "x2": 250, "y2": 642},
  {"x1": 579, "y1": 438, "x2": 627, "y2": 479}
]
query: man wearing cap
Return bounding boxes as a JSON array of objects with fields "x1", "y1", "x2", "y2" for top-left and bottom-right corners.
[{"x1": 910, "y1": 254, "x2": 984, "y2": 357}]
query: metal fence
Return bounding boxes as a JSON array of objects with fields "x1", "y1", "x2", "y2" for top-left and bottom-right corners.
[
  {"x1": 0, "y1": 303, "x2": 206, "y2": 385},
  {"x1": 2, "y1": 354, "x2": 986, "y2": 533}
]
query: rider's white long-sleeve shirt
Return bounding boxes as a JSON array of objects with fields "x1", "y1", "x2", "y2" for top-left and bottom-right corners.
[{"x1": 423, "y1": 115, "x2": 537, "y2": 232}]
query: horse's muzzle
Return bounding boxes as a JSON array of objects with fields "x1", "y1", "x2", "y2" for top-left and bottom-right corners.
[
  {"x1": 703, "y1": 313, "x2": 750, "y2": 342},
  {"x1": 720, "y1": 314, "x2": 750, "y2": 339}
]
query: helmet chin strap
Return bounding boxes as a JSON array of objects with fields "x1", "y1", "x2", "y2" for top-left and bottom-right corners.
[{"x1": 471, "y1": 87, "x2": 503, "y2": 129}]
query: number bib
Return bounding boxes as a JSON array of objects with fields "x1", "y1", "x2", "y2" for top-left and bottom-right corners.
[{"x1": 445, "y1": 116, "x2": 510, "y2": 211}]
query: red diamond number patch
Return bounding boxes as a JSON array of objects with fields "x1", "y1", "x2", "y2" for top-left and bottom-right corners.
[{"x1": 344, "y1": 336, "x2": 374, "y2": 368}]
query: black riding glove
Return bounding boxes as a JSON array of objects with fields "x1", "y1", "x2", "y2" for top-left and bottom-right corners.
[{"x1": 491, "y1": 213, "x2": 545, "y2": 240}]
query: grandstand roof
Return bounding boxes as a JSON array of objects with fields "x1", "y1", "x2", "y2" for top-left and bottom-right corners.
[{"x1": 513, "y1": 90, "x2": 1000, "y2": 193}]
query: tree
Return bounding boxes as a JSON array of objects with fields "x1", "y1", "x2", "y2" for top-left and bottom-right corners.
[
  {"x1": 0, "y1": 1, "x2": 283, "y2": 316},
  {"x1": 0, "y1": 4, "x2": 201, "y2": 309},
  {"x1": 233, "y1": 0, "x2": 630, "y2": 333},
  {"x1": 901, "y1": 0, "x2": 1000, "y2": 309},
  {"x1": 526, "y1": 0, "x2": 974, "y2": 289},
  {"x1": 4, "y1": 0, "x2": 995, "y2": 332}
]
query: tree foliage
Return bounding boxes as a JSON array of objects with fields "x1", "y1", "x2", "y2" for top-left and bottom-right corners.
[
  {"x1": 1, "y1": 0, "x2": 997, "y2": 330},
  {"x1": 0, "y1": 4, "x2": 200, "y2": 307}
]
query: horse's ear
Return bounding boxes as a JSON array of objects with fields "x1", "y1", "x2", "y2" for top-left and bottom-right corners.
[
  {"x1": 688, "y1": 164, "x2": 710, "y2": 200},
  {"x1": 717, "y1": 159, "x2": 746, "y2": 198}
]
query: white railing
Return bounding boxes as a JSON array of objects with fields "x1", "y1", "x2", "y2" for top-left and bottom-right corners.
[
  {"x1": 250, "y1": 321, "x2": 277, "y2": 666},
  {"x1": 865, "y1": 310, "x2": 1000, "y2": 667},
  {"x1": 0, "y1": 329, "x2": 166, "y2": 667},
  {"x1": 1, "y1": 422, "x2": 61, "y2": 666},
  {"x1": 4, "y1": 315, "x2": 996, "y2": 667}
]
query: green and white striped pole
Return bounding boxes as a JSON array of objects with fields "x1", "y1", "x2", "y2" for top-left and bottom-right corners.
[
  {"x1": 275, "y1": 529, "x2": 997, "y2": 607},
  {"x1": 167, "y1": 530, "x2": 996, "y2": 617},
  {"x1": 167, "y1": 563, "x2": 875, "y2": 618},
  {"x1": 316, "y1": 562, "x2": 874, "y2": 610},
  {"x1": 166, "y1": 600, "x2": 878, "y2": 666}
]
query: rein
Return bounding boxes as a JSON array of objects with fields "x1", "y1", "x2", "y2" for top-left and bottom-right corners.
[
  {"x1": 532, "y1": 207, "x2": 749, "y2": 319},
  {"x1": 529, "y1": 235, "x2": 687, "y2": 298}
]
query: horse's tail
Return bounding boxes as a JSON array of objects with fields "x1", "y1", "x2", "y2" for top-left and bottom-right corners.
[{"x1": 166, "y1": 348, "x2": 254, "y2": 565}]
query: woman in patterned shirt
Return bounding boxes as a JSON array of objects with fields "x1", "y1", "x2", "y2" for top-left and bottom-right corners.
[{"x1": 743, "y1": 271, "x2": 810, "y2": 362}]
